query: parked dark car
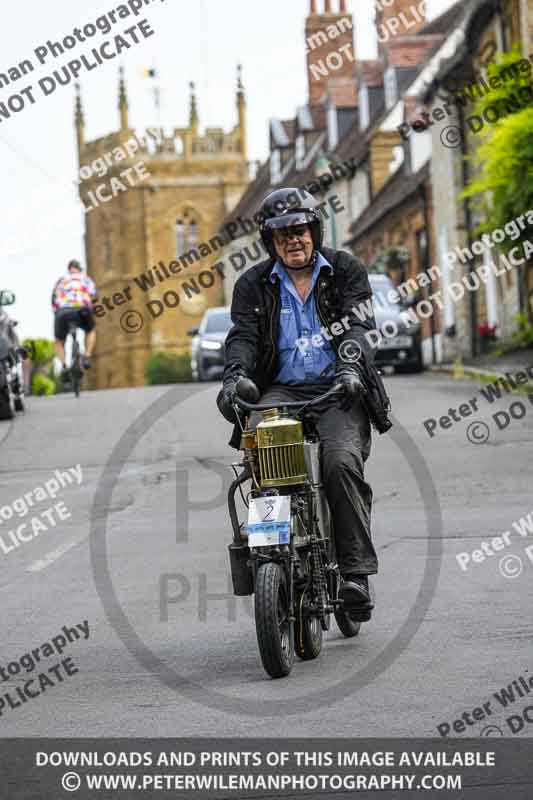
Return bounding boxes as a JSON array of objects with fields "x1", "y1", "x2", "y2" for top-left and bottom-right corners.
[
  {"x1": 188, "y1": 306, "x2": 232, "y2": 381},
  {"x1": 369, "y1": 273, "x2": 424, "y2": 372}
]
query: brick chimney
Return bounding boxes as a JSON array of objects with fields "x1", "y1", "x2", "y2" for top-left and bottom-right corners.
[
  {"x1": 375, "y1": 0, "x2": 427, "y2": 59},
  {"x1": 305, "y1": 0, "x2": 356, "y2": 106}
]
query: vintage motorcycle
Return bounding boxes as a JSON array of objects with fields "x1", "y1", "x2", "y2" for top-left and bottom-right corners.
[
  {"x1": 0, "y1": 290, "x2": 26, "y2": 420},
  {"x1": 227, "y1": 378, "x2": 363, "y2": 679}
]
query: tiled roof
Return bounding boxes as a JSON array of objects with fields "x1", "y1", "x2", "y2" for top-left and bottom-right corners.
[{"x1": 416, "y1": 0, "x2": 465, "y2": 36}]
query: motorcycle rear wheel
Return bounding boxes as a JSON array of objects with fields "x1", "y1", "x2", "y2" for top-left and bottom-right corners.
[{"x1": 254, "y1": 562, "x2": 294, "y2": 679}]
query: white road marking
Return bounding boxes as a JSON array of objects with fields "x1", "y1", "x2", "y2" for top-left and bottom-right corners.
[{"x1": 26, "y1": 536, "x2": 85, "y2": 572}]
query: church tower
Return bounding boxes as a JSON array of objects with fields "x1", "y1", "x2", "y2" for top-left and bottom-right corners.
[{"x1": 76, "y1": 68, "x2": 249, "y2": 389}]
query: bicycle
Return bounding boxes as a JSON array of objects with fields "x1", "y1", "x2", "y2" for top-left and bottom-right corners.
[{"x1": 66, "y1": 321, "x2": 84, "y2": 398}]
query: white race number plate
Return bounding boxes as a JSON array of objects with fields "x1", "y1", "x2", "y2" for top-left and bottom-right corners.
[{"x1": 247, "y1": 496, "x2": 291, "y2": 547}]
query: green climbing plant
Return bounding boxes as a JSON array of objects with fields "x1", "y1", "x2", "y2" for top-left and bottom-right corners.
[{"x1": 462, "y1": 47, "x2": 533, "y2": 251}]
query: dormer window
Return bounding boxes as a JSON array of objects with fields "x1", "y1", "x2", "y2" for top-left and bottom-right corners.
[
  {"x1": 384, "y1": 66, "x2": 398, "y2": 109},
  {"x1": 359, "y1": 84, "x2": 370, "y2": 130},
  {"x1": 270, "y1": 148, "x2": 281, "y2": 184}
]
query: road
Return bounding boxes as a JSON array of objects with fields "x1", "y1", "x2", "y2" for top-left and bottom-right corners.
[{"x1": 0, "y1": 371, "x2": 532, "y2": 738}]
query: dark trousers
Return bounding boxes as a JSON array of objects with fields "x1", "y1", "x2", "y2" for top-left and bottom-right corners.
[{"x1": 250, "y1": 384, "x2": 377, "y2": 576}]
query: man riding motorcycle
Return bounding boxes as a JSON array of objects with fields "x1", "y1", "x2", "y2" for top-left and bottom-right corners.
[
  {"x1": 218, "y1": 188, "x2": 391, "y2": 621},
  {"x1": 52, "y1": 260, "x2": 97, "y2": 372}
]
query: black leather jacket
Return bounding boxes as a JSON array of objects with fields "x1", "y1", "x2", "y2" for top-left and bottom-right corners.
[{"x1": 219, "y1": 247, "x2": 392, "y2": 447}]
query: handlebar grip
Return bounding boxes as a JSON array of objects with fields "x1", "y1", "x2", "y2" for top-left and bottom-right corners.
[{"x1": 235, "y1": 377, "x2": 260, "y2": 403}]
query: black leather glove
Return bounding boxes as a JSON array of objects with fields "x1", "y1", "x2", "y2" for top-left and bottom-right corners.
[
  {"x1": 334, "y1": 368, "x2": 365, "y2": 411},
  {"x1": 217, "y1": 374, "x2": 241, "y2": 423}
]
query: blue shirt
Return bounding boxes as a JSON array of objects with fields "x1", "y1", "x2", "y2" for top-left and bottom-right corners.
[{"x1": 270, "y1": 252, "x2": 336, "y2": 385}]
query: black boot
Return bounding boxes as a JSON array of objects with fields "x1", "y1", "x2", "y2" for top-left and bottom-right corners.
[{"x1": 339, "y1": 575, "x2": 374, "y2": 621}]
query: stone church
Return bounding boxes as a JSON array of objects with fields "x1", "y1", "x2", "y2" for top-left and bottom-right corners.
[{"x1": 76, "y1": 68, "x2": 249, "y2": 389}]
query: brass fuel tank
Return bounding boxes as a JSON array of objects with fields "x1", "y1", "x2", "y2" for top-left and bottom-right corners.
[{"x1": 256, "y1": 409, "x2": 307, "y2": 488}]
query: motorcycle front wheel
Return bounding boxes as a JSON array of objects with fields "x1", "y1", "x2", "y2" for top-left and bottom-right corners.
[{"x1": 254, "y1": 562, "x2": 294, "y2": 679}]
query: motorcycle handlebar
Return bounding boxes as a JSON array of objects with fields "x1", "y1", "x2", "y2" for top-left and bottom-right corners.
[{"x1": 234, "y1": 384, "x2": 345, "y2": 413}]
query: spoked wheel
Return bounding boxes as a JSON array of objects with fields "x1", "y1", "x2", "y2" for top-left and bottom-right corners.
[
  {"x1": 294, "y1": 590, "x2": 323, "y2": 660},
  {"x1": 254, "y1": 562, "x2": 294, "y2": 678},
  {"x1": 334, "y1": 607, "x2": 361, "y2": 638}
]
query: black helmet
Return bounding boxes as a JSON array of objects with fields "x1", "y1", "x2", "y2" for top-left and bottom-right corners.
[
  {"x1": 68, "y1": 259, "x2": 82, "y2": 272},
  {"x1": 259, "y1": 188, "x2": 323, "y2": 258}
]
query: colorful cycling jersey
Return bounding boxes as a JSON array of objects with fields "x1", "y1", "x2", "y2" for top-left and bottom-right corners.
[{"x1": 52, "y1": 274, "x2": 97, "y2": 310}]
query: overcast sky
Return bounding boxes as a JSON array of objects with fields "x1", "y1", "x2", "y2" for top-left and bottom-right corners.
[{"x1": 0, "y1": 0, "x2": 455, "y2": 340}]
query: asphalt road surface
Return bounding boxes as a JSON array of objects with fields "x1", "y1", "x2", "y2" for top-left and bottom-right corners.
[{"x1": 0, "y1": 372, "x2": 532, "y2": 738}]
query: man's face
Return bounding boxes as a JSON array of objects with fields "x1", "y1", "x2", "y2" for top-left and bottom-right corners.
[{"x1": 273, "y1": 224, "x2": 313, "y2": 269}]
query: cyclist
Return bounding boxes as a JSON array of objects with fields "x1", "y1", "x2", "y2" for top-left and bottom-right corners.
[{"x1": 52, "y1": 260, "x2": 97, "y2": 372}]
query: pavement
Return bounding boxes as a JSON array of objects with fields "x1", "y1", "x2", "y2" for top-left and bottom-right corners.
[
  {"x1": 434, "y1": 345, "x2": 533, "y2": 380},
  {"x1": 0, "y1": 369, "x2": 532, "y2": 738}
]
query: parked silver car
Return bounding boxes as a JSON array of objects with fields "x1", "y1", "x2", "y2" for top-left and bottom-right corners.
[{"x1": 188, "y1": 306, "x2": 232, "y2": 382}]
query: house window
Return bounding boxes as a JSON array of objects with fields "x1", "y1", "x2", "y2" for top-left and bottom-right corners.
[
  {"x1": 384, "y1": 66, "x2": 398, "y2": 109},
  {"x1": 359, "y1": 84, "x2": 370, "y2": 130}
]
